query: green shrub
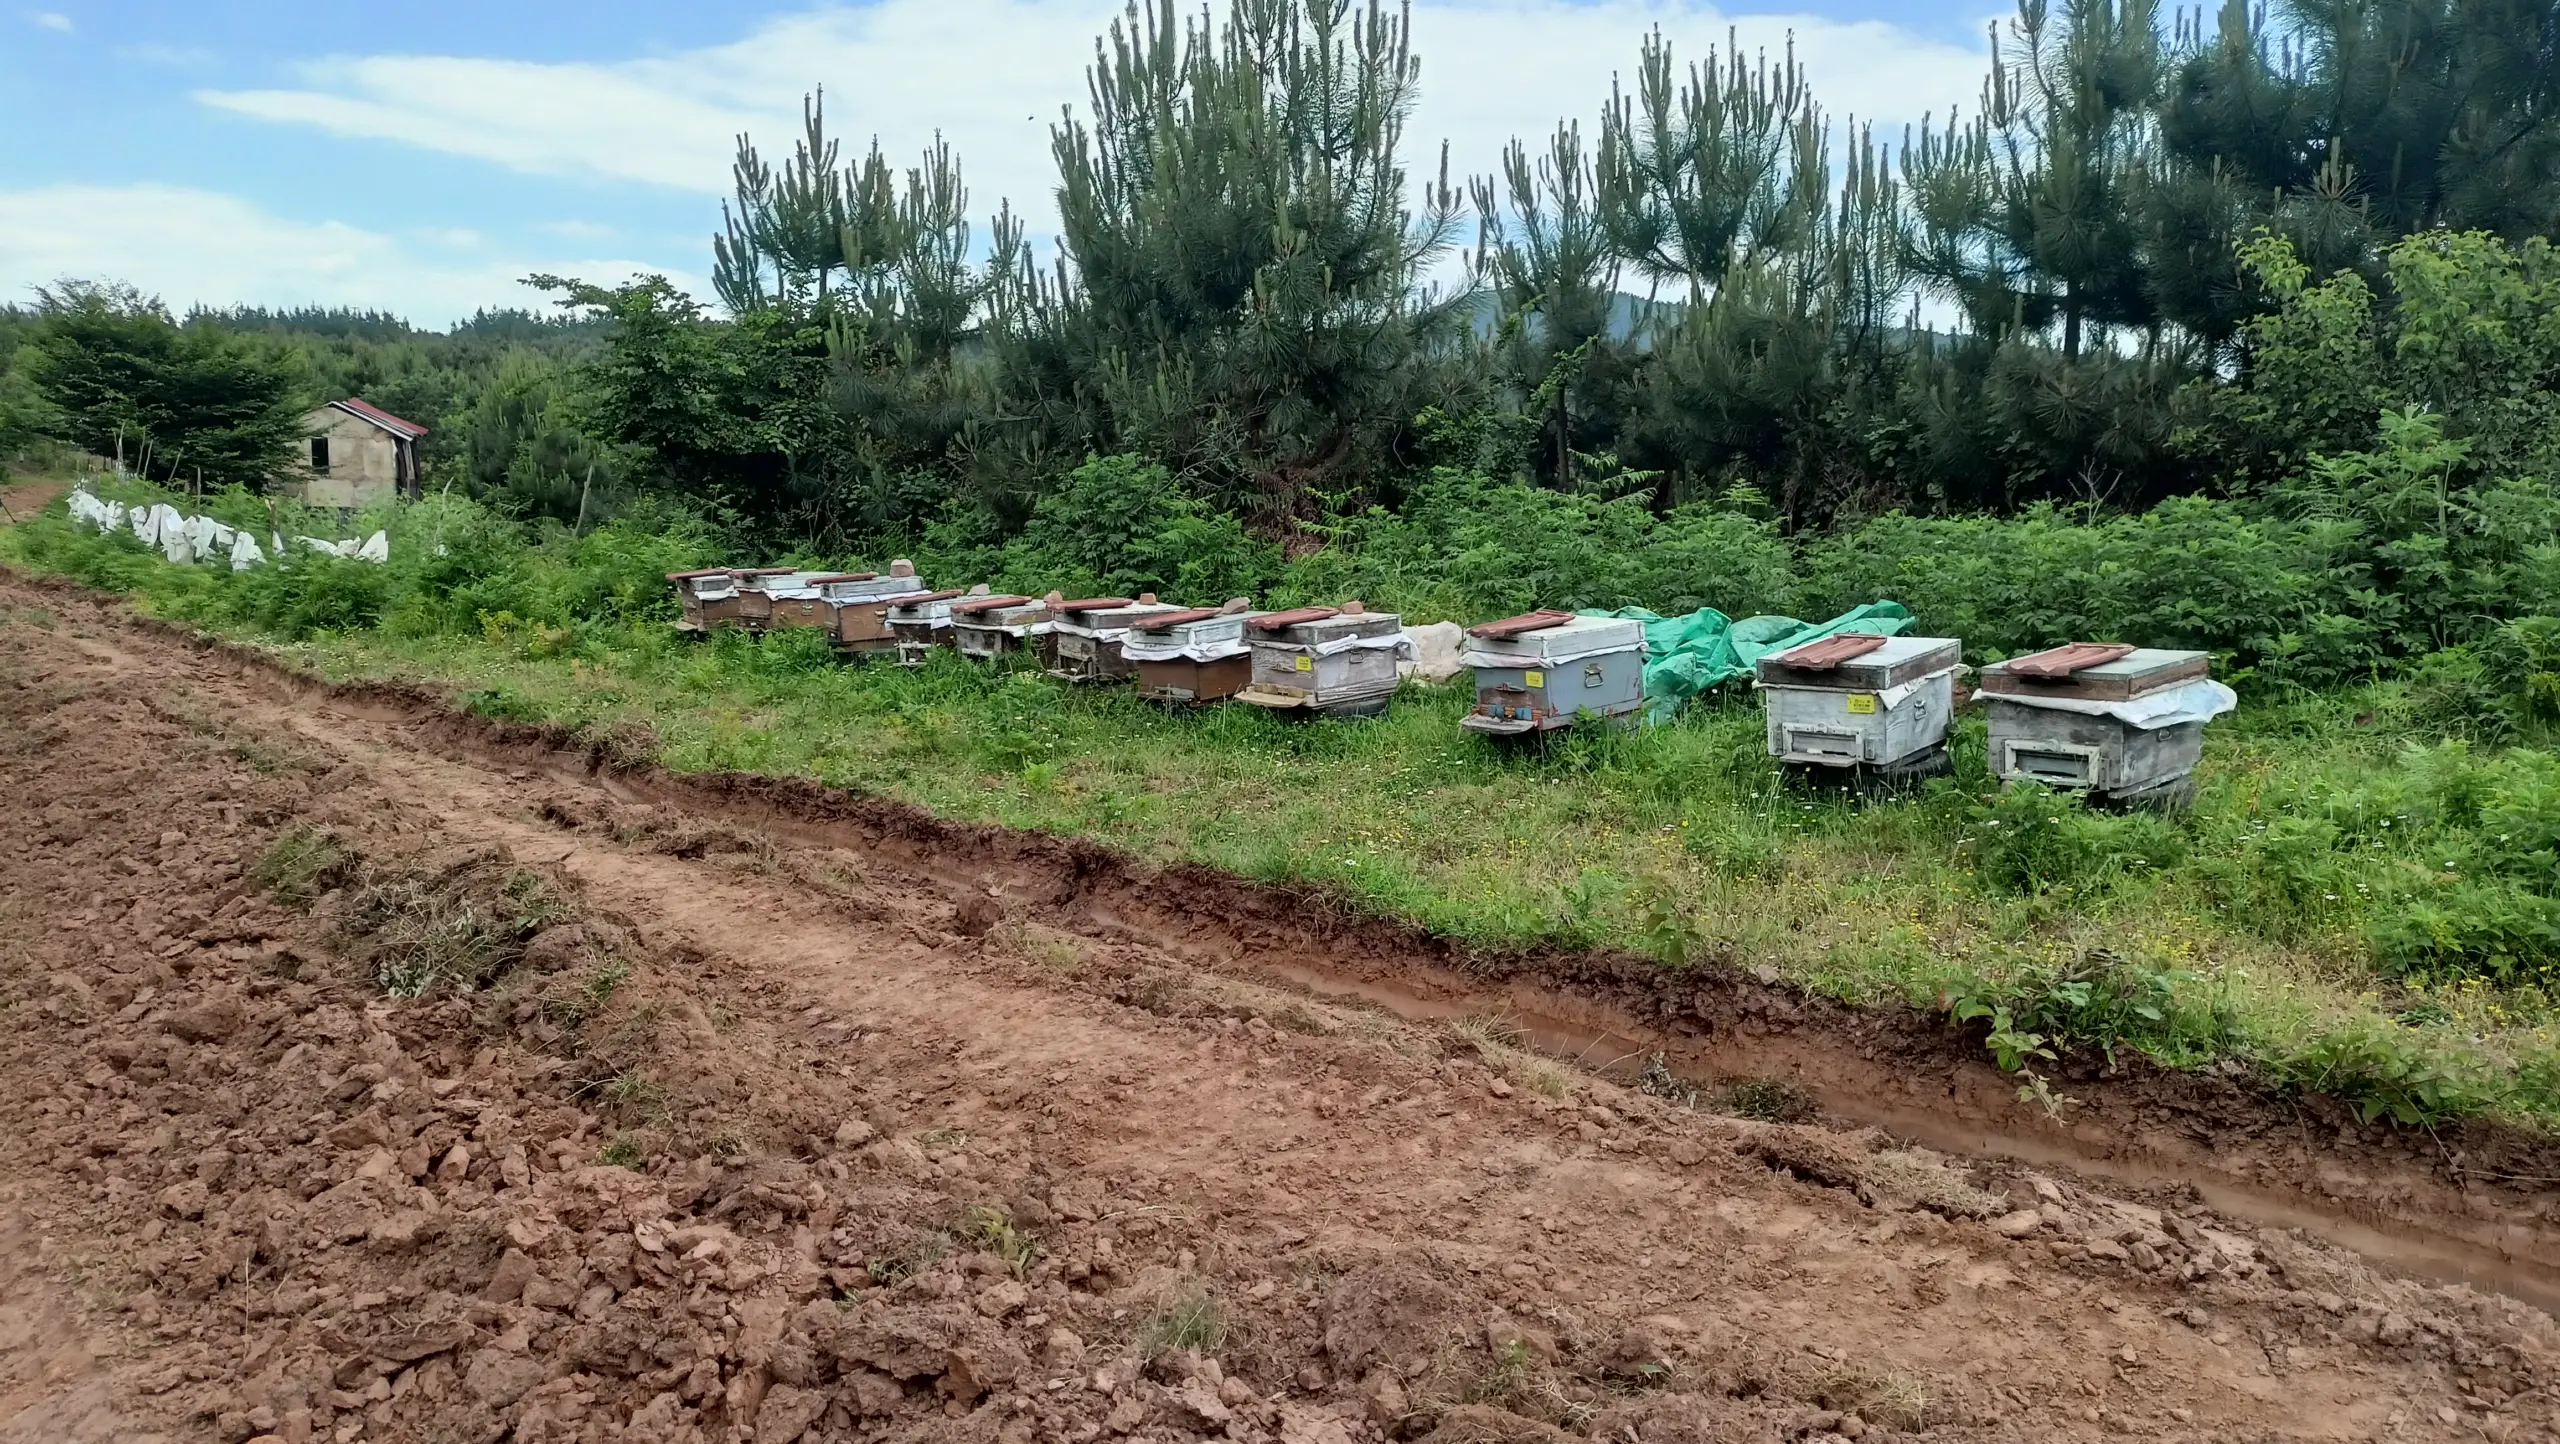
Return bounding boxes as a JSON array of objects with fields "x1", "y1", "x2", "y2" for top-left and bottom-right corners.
[
  {"x1": 2273, "y1": 1019, "x2": 2496, "y2": 1127},
  {"x1": 1001, "y1": 454, "x2": 1282, "y2": 600},
  {"x1": 1995, "y1": 952, "x2": 2244, "y2": 1067},
  {"x1": 1962, "y1": 783, "x2": 2186, "y2": 895}
]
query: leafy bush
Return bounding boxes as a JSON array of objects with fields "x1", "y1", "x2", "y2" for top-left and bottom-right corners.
[
  {"x1": 1994, "y1": 952, "x2": 2244, "y2": 1067},
  {"x1": 2369, "y1": 885, "x2": 2560, "y2": 990},
  {"x1": 1001, "y1": 454, "x2": 1281, "y2": 600},
  {"x1": 1961, "y1": 782, "x2": 2185, "y2": 895},
  {"x1": 2273, "y1": 1019, "x2": 2497, "y2": 1127}
]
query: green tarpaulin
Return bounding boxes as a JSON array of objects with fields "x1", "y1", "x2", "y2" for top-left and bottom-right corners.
[{"x1": 1577, "y1": 601, "x2": 1914, "y2": 718}]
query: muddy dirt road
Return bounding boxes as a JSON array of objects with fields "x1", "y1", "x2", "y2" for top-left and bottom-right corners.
[{"x1": 1, "y1": 576, "x2": 2553, "y2": 1444}]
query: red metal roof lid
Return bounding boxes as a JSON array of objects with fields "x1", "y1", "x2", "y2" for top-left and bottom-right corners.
[
  {"x1": 950, "y1": 594, "x2": 1035, "y2": 616},
  {"x1": 1132, "y1": 607, "x2": 1228, "y2": 631},
  {"x1": 2004, "y1": 642, "x2": 2135, "y2": 679},
  {"x1": 664, "y1": 568, "x2": 734, "y2": 582},
  {"x1": 332, "y1": 398, "x2": 428, "y2": 438},
  {"x1": 1250, "y1": 606, "x2": 1341, "y2": 631},
  {"x1": 735, "y1": 567, "x2": 799, "y2": 576},
  {"x1": 807, "y1": 573, "x2": 880, "y2": 585},
  {"x1": 1051, "y1": 597, "x2": 1136, "y2": 614},
  {"x1": 1771, "y1": 633, "x2": 1889, "y2": 670},
  {"x1": 1468, "y1": 609, "x2": 1577, "y2": 640},
  {"x1": 889, "y1": 588, "x2": 968, "y2": 606}
]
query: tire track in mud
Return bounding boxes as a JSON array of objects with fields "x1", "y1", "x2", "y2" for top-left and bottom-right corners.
[{"x1": 9, "y1": 570, "x2": 2560, "y2": 1442}]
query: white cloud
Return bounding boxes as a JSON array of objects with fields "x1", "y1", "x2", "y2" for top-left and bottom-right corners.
[
  {"x1": 29, "y1": 10, "x2": 72, "y2": 32},
  {"x1": 0, "y1": 184, "x2": 703, "y2": 324},
  {"x1": 199, "y1": 0, "x2": 1992, "y2": 231},
  {"x1": 120, "y1": 43, "x2": 221, "y2": 70}
]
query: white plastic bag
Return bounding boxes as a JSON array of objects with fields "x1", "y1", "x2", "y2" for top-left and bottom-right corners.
[
  {"x1": 229, "y1": 530, "x2": 266, "y2": 572},
  {"x1": 154, "y1": 505, "x2": 194, "y2": 563}
]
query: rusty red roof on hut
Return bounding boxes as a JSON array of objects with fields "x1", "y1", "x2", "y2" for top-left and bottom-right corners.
[{"x1": 331, "y1": 398, "x2": 428, "y2": 439}]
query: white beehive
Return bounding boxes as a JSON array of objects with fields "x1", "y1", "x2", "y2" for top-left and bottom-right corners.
[
  {"x1": 1459, "y1": 611, "x2": 1647, "y2": 735},
  {"x1": 1755, "y1": 634, "x2": 1961, "y2": 775},
  {"x1": 1976, "y1": 645, "x2": 2235, "y2": 806},
  {"x1": 886, "y1": 588, "x2": 971, "y2": 665},
  {"x1": 950, "y1": 595, "x2": 1050, "y2": 659},
  {"x1": 1235, "y1": 604, "x2": 1408, "y2": 716}
]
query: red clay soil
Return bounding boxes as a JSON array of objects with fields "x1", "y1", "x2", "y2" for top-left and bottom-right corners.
[
  {"x1": 2, "y1": 573, "x2": 2556, "y2": 1444},
  {"x1": 0, "y1": 478, "x2": 69, "y2": 525}
]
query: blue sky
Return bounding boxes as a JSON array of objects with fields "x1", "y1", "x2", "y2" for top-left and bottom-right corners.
[{"x1": 1, "y1": 2, "x2": 1997, "y2": 326}]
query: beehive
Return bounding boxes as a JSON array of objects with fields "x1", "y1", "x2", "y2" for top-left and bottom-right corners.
[
  {"x1": 1234, "y1": 604, "x2": 1407, "y2": 717},
  {"x1": 950, "y1": 595, "x2": 1049, "y2": 659},
  {"x1": 886, "y1": 588, "x2": 971, "y2": 665},
  {"x1": 1124, "y1": 603, "x2": 1258, "y2": 703},
  {"x1": 732, "y1": 569, "x2": 820, "y2": 630},
  {"x1": 818, "y1": 563, "x2": 929, "y2": 654},
  {"x1": 1755, "y1": 634, "x2": 1961, "y2": 776},
  {"x1": 1976, "y1": 645, "x2": 2234, "y2": 805},
  {"x1": 1046, "y1": 595, "x2": 1186, "y2": 683},
  {"x1": 666, "y1": 569, "x2": 745, "y2": 632},
  {"x1": 1459, "y1": 612, "x2": 1646, "y2": 736}
]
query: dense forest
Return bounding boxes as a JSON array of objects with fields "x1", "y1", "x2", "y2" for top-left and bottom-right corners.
[{"x1": 4, "y1": 0, "x2": 2556, "y2": 676}]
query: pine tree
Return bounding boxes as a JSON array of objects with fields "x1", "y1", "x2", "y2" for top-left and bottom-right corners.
[
  {"x1": 1027, "y1": 0, "x2": 1468, "y2": 520},
  {"x1": 1472, "y1": 122, "x2": 1625, "y2": 492}
]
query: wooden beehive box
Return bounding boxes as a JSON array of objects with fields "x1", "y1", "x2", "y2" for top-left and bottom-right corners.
[
  {"x1": 1048, "y1": 595, "x2": 1186, "y2": 683},
  {"x1": 1124, "y1": 604, "x2": 1258, "y2": 703},
  {"x1": 819, "y1": 564, "x2": 929, "y2": 653},
  {"x1": 1459, "y1": 612, "x2": 1646, "y2": 735},
  {"x1": 1235, "y1": 604, "x2": 1405, "y2": 716},
  {"x1": 950, "y1": 595, "x2": 1049, "y2": 659},
  {"x1": 666, "y1": 569, "x2": 744, "y2": 632},
  {"x1": 1755, "y1": 634, "x2": 1962, "y2": 773},
  {"x1": 1976, "y1": 646, "x2": 2229, "y2": 805},
  {"x1": 732, "y1": 570, "x2": 817, "y2": 630},
  {"x1": 886, "y1": 588, "x2": 971, "y2": 665}
]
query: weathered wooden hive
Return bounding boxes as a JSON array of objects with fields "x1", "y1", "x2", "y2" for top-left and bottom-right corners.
[
  {"x1": 818, "y1": 561, "x2": 928, "y2": 655},
  {"x1": 732, "y1": 569, "x2": 822, "y2": 631},
  {"x1": 1234, "y1": 603, "x2": 1408, "y2": 717},
  {"x1": 886, "y1": 587, "x2": 974, "y2": 666},
  {"x1": 1755, "y1": 633, "x2": 1962, "y2": 777},
  {"x1": 1041, "y1": 594, "x2": 1186, "y2": 682},
  {"x1": 1976, "y1": 645, "x2": 2235, "y2": 806},
  {"x1": 949, "y1": 594, "x2": 1050, "y2": 659},
  {"x1": 1123, "y1": 601, "x2": 1258, "y2": 704},
  {"x1": 1458, "y1": 611, "x2": 1646, "y2": 736},
  {"x1": 666, "y1": 569, "x2": 745, "y2": 632}
]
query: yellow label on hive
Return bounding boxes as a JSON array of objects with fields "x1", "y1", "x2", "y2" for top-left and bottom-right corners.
[
  {"x1": 1524, "y1": 670, "x2": 1544, "y2": 688},
  {"x1": 1294, "y1": 654, "x2": 1313, "y2": 672},
  {"x1": 1845, "y1": 693, "x2": 1878, "y2": 714}
]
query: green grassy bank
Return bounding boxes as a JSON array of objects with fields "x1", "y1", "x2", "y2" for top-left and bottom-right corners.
[{"x1": 7, "y1": 487, "x2": 2558, "y2": 1132}]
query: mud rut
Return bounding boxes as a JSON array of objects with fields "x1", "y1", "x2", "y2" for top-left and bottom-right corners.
[{"x1": 1, "y1": 571, "x2": 2555, "y2": 1444}]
